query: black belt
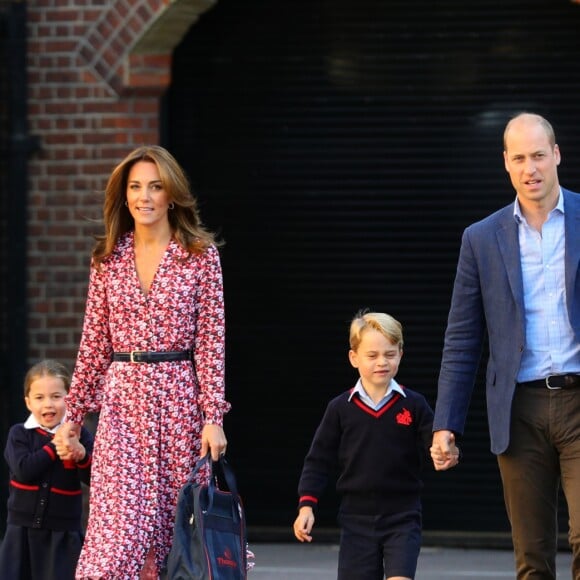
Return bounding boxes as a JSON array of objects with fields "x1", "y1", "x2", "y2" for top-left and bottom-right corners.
[
  {"x1": 517, "y1": 374, "x2": 580, "y2": 390},
  {"x1": 112, "y1": 350, "x2": 191, "y2": 363}
]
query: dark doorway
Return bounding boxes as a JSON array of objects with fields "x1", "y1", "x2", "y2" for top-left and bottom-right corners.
[{"x1": 165, "y1": 0, "x2": 580, "y2": 536}]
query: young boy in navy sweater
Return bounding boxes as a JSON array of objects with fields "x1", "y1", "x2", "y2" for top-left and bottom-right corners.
[{"x1": 293, "y1": 311, "x2": 459, "y2": 580}]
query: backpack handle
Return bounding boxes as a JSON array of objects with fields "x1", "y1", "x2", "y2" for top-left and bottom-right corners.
[{"x1": 191, "y1": 453, "x2": 242, "y2": 518}]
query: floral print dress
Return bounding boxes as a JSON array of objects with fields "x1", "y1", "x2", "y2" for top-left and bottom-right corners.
[{"x1": 65, "y1": 232, "x2": 231, "y2": 579}]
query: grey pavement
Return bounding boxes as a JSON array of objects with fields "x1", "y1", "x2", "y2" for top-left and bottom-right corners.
[{"x1": 249, "y1": 543, "x2": 574, "y2": 579}]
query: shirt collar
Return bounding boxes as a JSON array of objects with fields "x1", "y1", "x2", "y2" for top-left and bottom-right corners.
[
  {"x1": 24, "y1": 414, "x2": 62, "y2": 434},
  {"x1": 513, "y1": 187, "x2": 564, "y2": 223},
  {"x1": 348, "y1": 377, "x2": 406, "y2": 402}
]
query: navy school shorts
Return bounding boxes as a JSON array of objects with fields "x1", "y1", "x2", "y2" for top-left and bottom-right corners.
[{"x1": 336, "y1": 509, "x2": 422, "y2": 580}]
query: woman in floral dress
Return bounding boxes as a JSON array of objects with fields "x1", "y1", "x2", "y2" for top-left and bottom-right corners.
[{"x1": 54, "y1": 145, "x2": 231, "y2": 579}]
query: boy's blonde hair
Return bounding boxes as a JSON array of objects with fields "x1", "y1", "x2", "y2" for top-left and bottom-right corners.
[
  {"x1": 24, "y1": 359, "x2": 71, "y2": 397},
  {"x1": 349, "y1": 311, "x2": 404, "y2": 351}
]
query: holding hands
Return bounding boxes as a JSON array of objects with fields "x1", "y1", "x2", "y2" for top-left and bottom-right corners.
[
  {"x1": 430, "y1": 429, "x2": 461, "y2": 471},
  {"x1": 54, "y1": 422, "x2": 85, "y2": 463}
]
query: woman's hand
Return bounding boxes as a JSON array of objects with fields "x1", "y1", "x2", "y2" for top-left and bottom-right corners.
[{"x1": 200, "y1": 423, "x2": 227, "y2": 461}]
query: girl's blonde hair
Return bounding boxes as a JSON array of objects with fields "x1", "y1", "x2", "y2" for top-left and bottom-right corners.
[
  {"x1": 349, "y1": 310, "x2": 404, "y2": 351},
  {"x1": 92, "y1": 145, "x2": 221, "y2": 269},
  {"x1": 24, "y1": 359, "x2": 71, "y2": 397}
]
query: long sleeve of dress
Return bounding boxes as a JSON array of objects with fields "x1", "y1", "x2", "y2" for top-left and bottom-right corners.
[
  {"x1": 65, "y1": 260, "x2": 112, "y2": 424},
  {"x1": 193, "y1": 244, "x2": 230, "y2": 424}
]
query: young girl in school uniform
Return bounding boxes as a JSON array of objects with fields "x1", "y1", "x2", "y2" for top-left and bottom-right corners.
[{"x1": 0, "y1": 359, "x2": 93, "y2": 580}]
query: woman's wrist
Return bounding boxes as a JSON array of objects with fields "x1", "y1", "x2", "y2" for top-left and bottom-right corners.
[{"x1": 75, "y1": 444, "x2": 87, "y2": 462}]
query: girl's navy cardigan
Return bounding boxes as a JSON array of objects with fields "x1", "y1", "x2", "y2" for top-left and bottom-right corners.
[{"x1": 3, "y1": 423, "x2": 94, "y2": 531}]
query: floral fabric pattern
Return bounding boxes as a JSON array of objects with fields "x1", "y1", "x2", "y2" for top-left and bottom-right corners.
[{"x1": 65, "y1": 232, "x2": 231, "y2": 579}]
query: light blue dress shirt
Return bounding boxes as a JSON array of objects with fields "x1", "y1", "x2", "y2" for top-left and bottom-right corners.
[{"x1": 514, "y1": 190, "x2": 580, "y2": 381}]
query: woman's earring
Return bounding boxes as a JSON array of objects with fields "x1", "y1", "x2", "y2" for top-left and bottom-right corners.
[
  {"x1": 169, "y1": 202, "x2": 175, "y2": 210},
  {"x1": 124, "y1": 201, "x2": 128, "y2": 207}
]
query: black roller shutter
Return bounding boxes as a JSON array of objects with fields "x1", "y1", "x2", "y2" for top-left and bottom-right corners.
[{"x1": 165, "y1": 0, "x2": 580, "y2": 537}]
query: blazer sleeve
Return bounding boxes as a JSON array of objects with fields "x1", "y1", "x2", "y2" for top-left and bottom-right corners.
[{"x1": 433, "y1": 226, "x2": 486, "y2": 434}]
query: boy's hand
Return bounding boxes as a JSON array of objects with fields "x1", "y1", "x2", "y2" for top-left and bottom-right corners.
[{"x1": 293, "y1": 506, "x2": 315, "y2": 543}]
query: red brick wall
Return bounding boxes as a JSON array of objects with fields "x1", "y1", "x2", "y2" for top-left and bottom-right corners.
[{"x1": 25, "y1": 0, "x2": 216, "y2": 367}]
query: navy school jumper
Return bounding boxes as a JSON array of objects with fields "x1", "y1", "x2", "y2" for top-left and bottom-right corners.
[{"x1": 297, "y1": 386, "x2": 434, "y2": 516}]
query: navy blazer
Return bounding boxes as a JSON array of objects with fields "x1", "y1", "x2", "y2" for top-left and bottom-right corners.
[{"x1": 433, "y1": 188, "x2": 580, "y2": 454}]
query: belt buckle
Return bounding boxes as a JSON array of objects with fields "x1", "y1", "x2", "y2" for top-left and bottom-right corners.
[
  {"x1": 130, "y1": 350, "x2": 145, "y2": 363},
  {"x1": 545, "y1": 375, "x2": 561, "y2": 390}
]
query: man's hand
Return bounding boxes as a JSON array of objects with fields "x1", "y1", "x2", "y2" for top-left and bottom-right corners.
[{"x1": 431, "y1": 429, "x2": 460, "y2": 470}]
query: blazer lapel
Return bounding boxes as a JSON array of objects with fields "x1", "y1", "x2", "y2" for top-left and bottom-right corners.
[
  {"x1": 496, "y1": 207, "x2": 525, "y2": 313},
  {"x1": 563, "y1": 189, "x2": 580, "y2": 323}
]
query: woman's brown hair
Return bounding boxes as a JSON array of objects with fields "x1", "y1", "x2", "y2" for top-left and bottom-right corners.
[{"x1": 92, "y1": 145, "x2": 221, "y2": 269}]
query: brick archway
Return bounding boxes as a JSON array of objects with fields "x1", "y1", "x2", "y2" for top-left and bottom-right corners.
[{"x1": 76, "y1": 0, "x2": 217, "y2": 94}]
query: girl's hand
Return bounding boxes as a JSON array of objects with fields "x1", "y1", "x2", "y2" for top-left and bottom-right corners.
[
  {"x1": 54, "y1": 422, "x2": 81, "y2": 461},
  {"x1": 67, "y1": 439, "x2": 87, "y2": 462}
]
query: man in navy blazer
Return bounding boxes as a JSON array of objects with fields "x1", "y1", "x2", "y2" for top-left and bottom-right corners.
[{"x1": 431, "y1": 112, "x2": 580, "y2": 580}]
